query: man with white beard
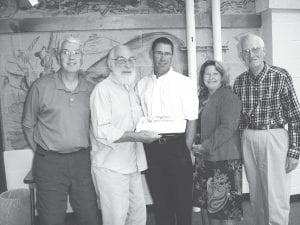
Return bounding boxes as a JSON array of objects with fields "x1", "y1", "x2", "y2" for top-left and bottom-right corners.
[{"x1": 90, "y1": 45, "x2": 161, "y2": 225}]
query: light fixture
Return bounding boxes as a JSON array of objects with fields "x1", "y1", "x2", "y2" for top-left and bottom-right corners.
[{"x1": 28, "y1": 0, "x2": 39, "y2": 7}]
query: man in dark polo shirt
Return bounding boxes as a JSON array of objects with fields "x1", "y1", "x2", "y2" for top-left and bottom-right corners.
[{"x1": 22, "y1": 37, "x2": 100, "y2": 225}]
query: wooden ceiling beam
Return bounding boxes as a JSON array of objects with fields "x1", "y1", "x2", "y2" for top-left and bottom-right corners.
[{"x1": 0, "y1": 14, "x2": 261, "y2": 34}]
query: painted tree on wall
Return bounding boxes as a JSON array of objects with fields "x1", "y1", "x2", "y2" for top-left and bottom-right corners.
[{"x1": 0, "y1": 31, "x2": 187, "y2": 151}]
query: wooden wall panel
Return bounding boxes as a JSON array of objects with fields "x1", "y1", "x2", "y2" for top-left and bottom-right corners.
[{"x1": 0, "y1": 14, "x2": 261, "y2": 34}]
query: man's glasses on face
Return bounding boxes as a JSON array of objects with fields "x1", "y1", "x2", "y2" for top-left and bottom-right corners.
[
  {"x1": 154, "y1": 51, "x2": 173, "y2": 57},
  {"x1": 112, "y1": 57, "x2": 136, "y2": 65},
  {"x1": 242, "y1": 47, "x2": 263, "y2": 56},
  {"x1": 61, "y1": 49, "x2": 82, "y2": 58}
]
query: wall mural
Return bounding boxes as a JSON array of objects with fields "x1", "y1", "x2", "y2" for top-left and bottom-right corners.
[
  {"x1": 0, "y1": 0, "x2": 255, "y2": 151},
  {"x1": 0, "y1": 31, "x2": 189, "y2": 151},
  {"x1": 0, "y1": 0, "x2": 255, "y2": 18}
]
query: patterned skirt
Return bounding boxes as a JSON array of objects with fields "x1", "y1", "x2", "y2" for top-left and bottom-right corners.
[{"x1": 193, "y1": 156, "x2": 243, "y2": 220}]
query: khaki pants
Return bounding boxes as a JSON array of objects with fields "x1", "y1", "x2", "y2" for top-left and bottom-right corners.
[
  {"x1": 242, "y1": 128, "x2": 291, "y2": 225},
  {"x1": 91, "y1": 167, "x2": 146, "y2": 225}
]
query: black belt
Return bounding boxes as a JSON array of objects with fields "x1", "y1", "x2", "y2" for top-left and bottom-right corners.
[
  {"x1": 247, "y1": 124, "x2": 284, "y2": 130},
  {"x1": 156, "y1": 134, "x2": 184, "y2": 145}
]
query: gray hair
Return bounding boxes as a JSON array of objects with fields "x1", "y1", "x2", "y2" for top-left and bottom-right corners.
[
  {"x1": 58, "y1": 37, "x2": 83, "y2": 54},
  {"x1": 107, "y1": 45, "x2": 131, "y2": 69},
  {"x1": 240, "y1": 34, "x2": 265, "y2": 50}
]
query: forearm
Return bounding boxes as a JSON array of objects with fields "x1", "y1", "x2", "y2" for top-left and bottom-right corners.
[
  {"x1": 93, "y1": 123, "x2": 159, "y2": 144},
  {"x1": 185, "y1": 119, "x2": 197, "y2": 151},
  {"x1": 23, "y1": 126, "x2": 37, "y2": 152},
  {"x1": 115, "y1": 130, "x2": 160, "y2": 144},
  {"x1": 115, "y1": 131, "x2": 139, "y2": 143}
]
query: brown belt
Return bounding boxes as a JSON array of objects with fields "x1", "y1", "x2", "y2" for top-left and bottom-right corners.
[{"x1": 247, "y1": 124, "x2": 284, "y2": 130}]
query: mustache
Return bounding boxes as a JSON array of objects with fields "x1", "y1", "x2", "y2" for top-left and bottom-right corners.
[{"x1": 114, "y1": 72, "x2": 137, "y2": 85}]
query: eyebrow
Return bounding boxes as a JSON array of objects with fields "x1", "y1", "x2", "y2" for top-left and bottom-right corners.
[
  {"x1": 61, "y1": 48, "x2": 81, "y2": 51},
  {"x1": 62, "y1": 48, "x2": 81, "y2": 51},
  {"x1": 115, "y1": 56, "x2": 135, "y2": 58}
]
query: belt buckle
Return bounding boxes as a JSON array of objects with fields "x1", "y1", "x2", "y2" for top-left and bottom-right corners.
[{"x1": 158, "y1": 137, "x2": 167, "y2": 144}]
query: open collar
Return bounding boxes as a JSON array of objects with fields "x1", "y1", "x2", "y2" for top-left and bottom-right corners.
[{"x1": 54, "y1": 70, "x2": 90, "y2": 93}]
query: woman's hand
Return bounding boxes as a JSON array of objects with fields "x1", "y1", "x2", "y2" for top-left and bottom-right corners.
[{"x1": 191, "y1": 143, "x2": 205, "y2": 155}]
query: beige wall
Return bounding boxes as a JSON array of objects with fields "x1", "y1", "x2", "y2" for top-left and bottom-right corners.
[
  {"x1": 269, "y1": 9, "x2": 300, "y2": 97},
  {"x1": 260, "y1": 6, "x2": 300, "y2": 195},
  {"x1": 0, "y1": 0, "x2": 263, "y2": 195},
  {"x1": 2, "y1": 0, "x2": 300, "y2": 196}
]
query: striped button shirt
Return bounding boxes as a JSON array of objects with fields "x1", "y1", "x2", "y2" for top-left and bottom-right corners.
[{"x1": 233, "y1": 62, "x2": 300, "y2": 159}]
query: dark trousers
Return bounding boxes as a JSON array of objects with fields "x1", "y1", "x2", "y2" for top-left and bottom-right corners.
[
  {"x1": 144, "y1": 136, "x2": 193, "y2": 225},
  {"x1": 33, "y1": 146, "x2": 100, "y2": 225}
]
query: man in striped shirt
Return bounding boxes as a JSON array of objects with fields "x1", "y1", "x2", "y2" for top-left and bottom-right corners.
[{"x1": 233, "y1": 34, "x2": 300, "y2": 225}]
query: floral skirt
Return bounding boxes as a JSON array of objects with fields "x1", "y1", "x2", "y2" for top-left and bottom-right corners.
[{"x1": 193, "y1": 156, "x2": 243, "y2": 220}]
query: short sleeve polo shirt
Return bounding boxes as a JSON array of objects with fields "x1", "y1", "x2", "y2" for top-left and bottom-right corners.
[{"x1": 22, "y1": 72, "x2": 94, "y2": 153}]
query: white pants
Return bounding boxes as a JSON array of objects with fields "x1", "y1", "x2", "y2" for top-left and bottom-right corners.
[
  {"x1": 91, "y1": 167, "x2": 146, "y2": 225},
  {"x1": 242, "y1": 129, "x2": 291, "y2": 225}
]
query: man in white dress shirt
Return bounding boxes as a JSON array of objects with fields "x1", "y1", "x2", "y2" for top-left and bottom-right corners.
[
  {"x1": 137, "y1": 37, "x2": 199, "y2": 225},
  {"x1": 90, "y1": 45, "x2": 160, "y2": 225}
]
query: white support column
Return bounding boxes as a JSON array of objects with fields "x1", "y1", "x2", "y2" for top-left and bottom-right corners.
[
  {"x1": 212, "y1": 0, "x2": 222, "y2": 61},
  {"x1": 185, "y1": 0, "x2": 197, "y2": 89}
]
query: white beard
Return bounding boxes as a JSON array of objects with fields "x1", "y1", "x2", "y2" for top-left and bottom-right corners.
[{"x1": 115, "y1": 72, "x2": 137, "y2": 85}]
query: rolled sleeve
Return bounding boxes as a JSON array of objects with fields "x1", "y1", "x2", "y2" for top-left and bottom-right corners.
[
  {"x1": 90, "y1": 85, "x2": 125, "y2": 144},
  {"x1": 287, "y1": 147, "x2": 300, "y2": 159},
  {"x1": 287, "y1": 123, "x2": 300, "y2": 159}
]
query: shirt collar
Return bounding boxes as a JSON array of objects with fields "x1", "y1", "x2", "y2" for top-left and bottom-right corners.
[
  {"x1": 152, "y1": 67, "x2": 174, "y2": 79},
  {"x1": 54, "y1": 70, "x2": 90, "y2": 93},
  {"x1": 248, "y1": 62, "x2": 267, "y2": 83}
]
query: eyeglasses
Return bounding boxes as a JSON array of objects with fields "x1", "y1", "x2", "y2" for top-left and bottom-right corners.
[
  {"x1": 61, "y1": 49, "x2": 82, "y2": 58},
  {"x1": 112, "y1": 57, "x2": 136, "y2": 65},
  {"x1": 242, "y1": 47, "x2": 263, "y2": 56},
  {"x1": 154, "y1": 51, "x2": 173, "y2": 57}
]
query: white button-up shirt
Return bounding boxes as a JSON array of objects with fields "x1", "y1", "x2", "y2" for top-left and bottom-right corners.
[
  {"x1": 90, "y1": 75, "x2": 147, "y2": 174},
  {"x1": 137, "y1": 68, "x2": 198, "y2": 121}
]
